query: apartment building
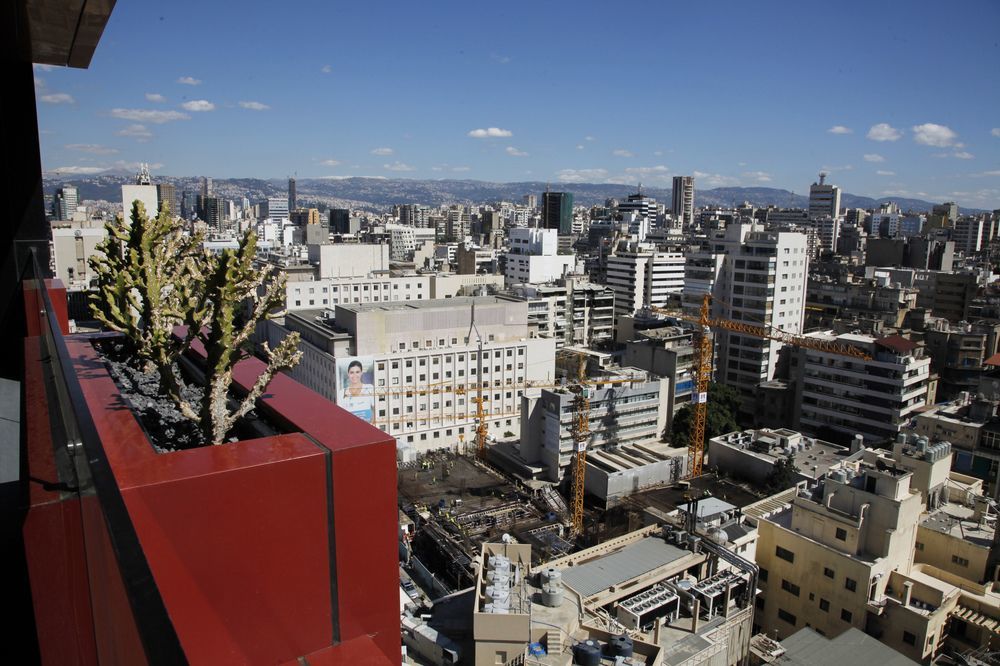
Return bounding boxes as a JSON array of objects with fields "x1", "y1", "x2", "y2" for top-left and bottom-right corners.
[
  {"x1": 504, "y1": 227, "x2": 575, "y2": 287},
  {"x1": 509, "y1": 278, "x2": 614, "y2": 348},
  {"x1": 606, "y1": 242, "x2": 686, "y2": 320},
  {"x1": 260, "y1": 296, "x2": 556, "y2": 454}
]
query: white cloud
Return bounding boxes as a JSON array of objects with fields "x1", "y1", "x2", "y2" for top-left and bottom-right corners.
[
  {"x1": 145, "y1": 93, "x2": 166, "y2": 103},
  {"x1": 693, "y1": 171, "x2": 740, "y2": 187},
  {"x1": 991, "y1": 128, "x2": 1000, "y2": 137},
  {"x1": 34, "y1": 77, "x2": 44, "y2": 89},
  {"x1": 110, "y1": 160, "x2": 164, "y2": 172},
  {"x1": 742, "y1": 170, "x2": 773, "y2": 183},
  {"x1": 912, "y1": 123, "x2": 957, "y2": 147},
  {"x1": 505, "y1": 146, "x2": 528, "y2": 157},
  {"x1": 556, "y1": 168, "x2": 609, "y2": 183},
  {"x1": 320, "y1": 159, "x2": 341, "y2": 167},
  {"x1": 177, "y1": 76, "x2": 201, "y2": 85},
  {"x1": 576, "y1": 144, "x2": 584, "y2": 150},
  {"x1": 238, "y1": 100, "x2": 269, "y2": 110},
  {"x1": 612, "y1": 149, "x2": 634, "y2": 158},
  {"x1": 625, "y1": 165, "x2": 670, "y2": 175},
  {"x1": 181, "y1": 100, "x2": 215, "y2": 112},
  {"x1": 384, "y1": 161, "x2": 415, "y2": 172},
  {"x1": 452, "y1": 166, "x2": 471, "y2": 172},
  {"x1": 867, "y1": 123, "x2": 902, "y2": 142},
  {"x1": 33, "y1": 64, "x2": 56, "y2": 72},
  {"x1": 820, "y1": 164, "x2": 855, "y2": 172},
  {"x1": 65, "y1": 143, "x2": 118, "y2": 155},
  {"x1": 111, "y1": 108, "x2": 189, "y2": 123},
  {"x1": 876, "y1": 170, "x2": 895, "y2": 176},
  {"x1": 49, "y1": 165, "x2": 106, "y2": 175},
  {"x1": 974, "y1": 170, "x2": 1000, "y2": 177},
  {"x1": 653, "y1": 150, "x2": 663, "y2": 157},
  {"x1": 117, "y1": 124, "x2": 153, "y2": 141},
  {"x1": 584, "y1": 136, "x2": 596, "y2": 142},
  {"x1": 827, "y1": 125, "x2": 853, "y2": 135},
  {"x1": 467, "y1": 127, "x2": 512, "y2": 138},
  {"x1": 864, "y1": 153, "x2": 886, "y2": 163},
  {"x1": 490, "y1": 53, "x2": 511, "y2": 64},
  {"x1": 370, "y1": 147, "x2": 393, "y2": 156},
  {"x1": 321, "y1": 64, "x2": 332, "y2": 74},
  {"x1": 952, "y1": 151, "x2": 975, "y2": 160},
  {"x1": 40, "y1": 93, "x2": 74, "y2": 104}
]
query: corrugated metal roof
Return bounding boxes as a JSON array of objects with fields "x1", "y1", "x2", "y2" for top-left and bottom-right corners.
[{"x1": 560, "y1": 537, "x2": 689, "y2": 598}]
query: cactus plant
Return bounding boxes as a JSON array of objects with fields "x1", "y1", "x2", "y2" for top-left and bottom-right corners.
[
  {"x1": 89, "y1": 201, "x2": 206, "y2": 419},
  {"x1": 90, "y1": 200, "x2": 302, "y2": 446},
  {"x1": 194, "y1": 230, "x2": 302, "y2": 444}
]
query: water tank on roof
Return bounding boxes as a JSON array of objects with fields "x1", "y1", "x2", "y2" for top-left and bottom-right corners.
[
  {"x1": 917, "y1": 437, "x2": 929, "y2": 453},
  {"x1": 607, "y1": 635, "x2": 634, "y2": 659},
  {"x1": 573, "y1": 640, "x2": 602, "y2": 666},
  {"x1": 541, "y1": 583, "x2": 563, "y2": 608}
]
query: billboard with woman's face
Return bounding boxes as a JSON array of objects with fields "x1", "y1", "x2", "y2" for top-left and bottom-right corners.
[{"x1": 335, "y1": 356, "x2": 375, "y2": 423}]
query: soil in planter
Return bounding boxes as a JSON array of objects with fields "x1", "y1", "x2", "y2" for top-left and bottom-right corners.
[{"x1": 95, "y1": 340, "x2": 283, "y2": 452}]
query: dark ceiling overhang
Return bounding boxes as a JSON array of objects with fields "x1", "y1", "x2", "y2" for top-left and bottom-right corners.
[{"x1": 22, "y1": 0, "x2": 116, "y2": 69}]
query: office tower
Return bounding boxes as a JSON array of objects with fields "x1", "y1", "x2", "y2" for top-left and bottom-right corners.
[
  {"x1": 199, "y1": 196, "x2": 224, "y2": 229},
  {"x1": 260, "y1": 196, "x2": 289, "y2": 221},
  {"x1": 671, "y1": 176, "x2": 694, "y2": 228},
  {"x1": 289, "y1": 208, "x2": 320, "y2": 226},
  {"x1": 53, "y1": 184, "x2": 78, "y2": 220},
  {"x1": 541, "y1": 191, "x2": 573, "y2": 235},
  {"x1": 181, "y1": 190, "x2": 198, "y2": 219},
  {"x1": 699, "y1": 224, "x2": 808, "y2": 413},
  {"x1": 201, "y1": 176, "x2": 212, "y2": 198},
  {"x1": 808, "y1": 172, "x2": 841, "y2": 220},
  {"x1": 952, "y1": 216, "x2": 986, "y2": 254},
  {"x1": 616, "y1": 188, "x2": 657, "y2": 222},
  {"x1": 329, "y1": 208, "x2": 351, "y2": 234},
  {"x1": 523, "y1": 194, "x2": 537, "y2": 209},
  {"x1": 288, "y1": 177, "x2": 296, "y2": 211},
  {"x1": 156, "y1": 183, "x2": 177, "y2": 216}
]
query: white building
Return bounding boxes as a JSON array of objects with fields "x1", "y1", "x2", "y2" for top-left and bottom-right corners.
[
  {"x1": 792, "y1": 332, "x2": 932, "y2": 443},
  {"x1": 709, "y1": 224, "x2": 809, "y2": 411},
  {"x1": 50, "y1": 226, "x2": 107, "y2": 290},
  {"x1": 807, "y1": 173, "x2": 841, "y2": 220},
  {"x1": 504, "y1": 227, "x2": 575, "y2": 287},
  {"x1": 606, "y1": 242, "x2": 686, "y2": 321},
  {"x1": 386, "y1": 223, "x2": 436, "y2": 262},
  {"x1": 284, "y1": 272, "x2": 505, "y2": 311},
  {"x1": 121, "y1": 183, "x2": 159, "y2": 222},
  {"x1": 509, "y1": 278, "x2": 614, "y2": 348},
  {"x1": 308, "y1": 243, "x2": 391, "y2": 278},
  {"x1": 262, "y1": 296, "x2": 556, "y2": 454},
  {"x1": 260, "y1": 196, "x2": 289, "y2": 222},
  {"x1": 671, "y1": 175, "x2": 694, "y2": 229}
]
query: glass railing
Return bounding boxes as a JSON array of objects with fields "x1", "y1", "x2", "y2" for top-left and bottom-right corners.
[{"x1": 23, "y1": 250, "x2": 185, "y2": 664}]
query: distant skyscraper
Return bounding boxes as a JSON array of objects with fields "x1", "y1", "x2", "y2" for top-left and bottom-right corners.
[
  {"x1": 53, "y1": 184, "x2": 78, "y2": 220},
  {"x1": 288, "y1": 177, "x2": 297, "y2": 211},
  {"x1": 202, "y1": 176, "x2": 213, "y2": 198},
  {"x1": 198, "y1": 195, "x2": 224, "y2": 229},
  {"x1": 523, "y1": 194, "x2": 537, "y2": 209},
  {"x1": 260, "y1": 196, "x2": 289, "y2": 221},
  {"x1": 156, "y1": 183, "x2": 178, "y2": 216},
  {"x1": 617, "y1": 188, "x2": 657, "y2": 222},
  {"x1": 671, "y1": 176, "x2": 694, "y2": 228},
  {"x1": 542, "y1": 191, "x2": 573, "y2": 235},
  {"x1": 808, "y1": 172, "x2": 841, "y2": 220},
  {"x1": 329, "y1": 208, "x2": 351, "y2": 233},
  {"x1": 181, "y1": 190, "x2": 198, "y2": 219}
]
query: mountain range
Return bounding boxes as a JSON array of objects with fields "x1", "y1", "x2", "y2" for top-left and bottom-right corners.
[{"x1": 42, "y1": 173, "x2": 980, "y2": 215}]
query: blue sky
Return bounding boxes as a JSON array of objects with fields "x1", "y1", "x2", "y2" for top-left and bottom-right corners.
[{"x1": 34, "y1": 0, "x2": 1000, "y2": 208}]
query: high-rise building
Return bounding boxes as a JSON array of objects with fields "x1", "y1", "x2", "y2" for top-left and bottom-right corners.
[
  {"x1": 808, "y1": 172, "x2": 841, "y2": 220},
  {"x1": 288, "y1": 177, "x2": 296, "y2": 211},
  {"x1": 122, "y1": 166, "x2": 159, "y2": 224},
  {"x1": 260, "y1": 196, "x2": 289, "y2": 222},
  {"x1": 953, "y1": 216, "x2": 986, "y2": 254},
  {"x1": 201, "y1": 176, "x2": 212, "y2": 198},
  {"x1": 53, "y1": 184, "x2": 78, "y2": 220},
  {"x1": 156, "y1": 183, "x2": 177, "y2": 216},
  {"x1": 504, "y1": 227, "x2": 574, "y2": 287},
  {"x1": 197, "y1": 195, "x2": 224, "y2": 229},
  {"x1": 522, "y1": 194, "x2": 537, "y2": 209},
  {"x1": 932, "y1": 201, "x2": 959, "y2": 224},
  {"x1": 541, "y1": 191, "x2": 573, "y2": 235},
  {"x1": 606, "y1": 242, "x2": 686, "y2": 321},
  {"x1": 329, "y1": 208, "x2": 353, "y2": 234},
  {"x1": 289, "y1": 208, "x2": 319, "y2": 226},
  {"x1": 181, "y1": 190, "x2": 198, "y2": 219},
  {"x1": 616, "y1": 189, "x2": 657, "y2": 222},
  {"x1": 698, "y1": 224, "x2": 809, "y2": 413},
  {"x1": 671, "y1": 175, "x2": 694, "y2": 228}
]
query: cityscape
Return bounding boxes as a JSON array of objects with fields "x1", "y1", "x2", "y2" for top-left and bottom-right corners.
[{"x1": 7, "y1": 2, "x2": 1000, "y2": 666}]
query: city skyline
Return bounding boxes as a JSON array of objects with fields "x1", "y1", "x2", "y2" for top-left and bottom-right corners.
[{"x1": 33, "y1": 0, "x2": 1000, "y2": 208}]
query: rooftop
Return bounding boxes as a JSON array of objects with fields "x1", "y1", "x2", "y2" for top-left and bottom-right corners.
[
  {"x1": 560, "y1": 536, "x2": 690, "y2": 599},
  {"x1": 336, "y1": 294, "x2": 519, "y2": 313},
  {"x1": 774, "y1": 627, "x2": 919, "y2": 665},
  {"x1": 920, "y1": 503, "x2": 996, "y2": 548}
]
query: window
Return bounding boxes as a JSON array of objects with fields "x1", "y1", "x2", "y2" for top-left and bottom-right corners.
[
  {"x1": 777, "y1": 609, "x2": 797, "y2": 626},
  {"x1": 903, "y1": 631, "x2": 916, "y2": 646},
  {"x1": 755, "y1": 597, "x2": 765, "y2": 610},
  {"x1": 835, "y1": 528, "x2": 847, "y2": 541},
  {"x1": 823, "y1": 567, "x2": 834, "y2": 579},
  {"x1": 952, "y1": 555, "x2": 970, "y2": 567},
  {"x1": 845, "y1": 578, "x2": 857, "y2": 592},
  {"x1": 775, "y1": 546, "x2": 795, "y2": 563},
  {"x1": 759, "y1": 568, "x2": 768, "y2": 582},
  {"x1": 819, "y1": 598, "x2": 830, "y2": 612},
  {"x1": 781, "y1": 579, "x2": 800, "y2": 597},
  {"x1": 841, "y1": 609, "x2": 852, "y2": 623},
  {"x1": 915, "y1": 542, "x2": 924, "y2": 551}
]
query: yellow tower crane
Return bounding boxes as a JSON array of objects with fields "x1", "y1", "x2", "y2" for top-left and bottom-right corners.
[
  {"x1": 569, "y1": 356, "x2": 591, "y2": 534},
  {"x1": 655, "y1": 293, "x2": 872, "y2": 478}
]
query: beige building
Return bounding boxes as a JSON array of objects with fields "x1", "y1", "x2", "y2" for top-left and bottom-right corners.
[{"x1": 753, "y1": 439, "x2": 1000, "y2": 663}]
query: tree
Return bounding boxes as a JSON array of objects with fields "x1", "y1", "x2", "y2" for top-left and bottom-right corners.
[
  {"x1": 764, "y1": 454, "x2": 801, "y2": 494},
  {"x1": 668, "y1": 383, "x2": 741, "y2": 449}
]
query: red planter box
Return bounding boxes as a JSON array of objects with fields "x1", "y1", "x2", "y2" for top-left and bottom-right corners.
[{"x1": 25, "y1": 332, "x2": 400, "y2": 665}]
